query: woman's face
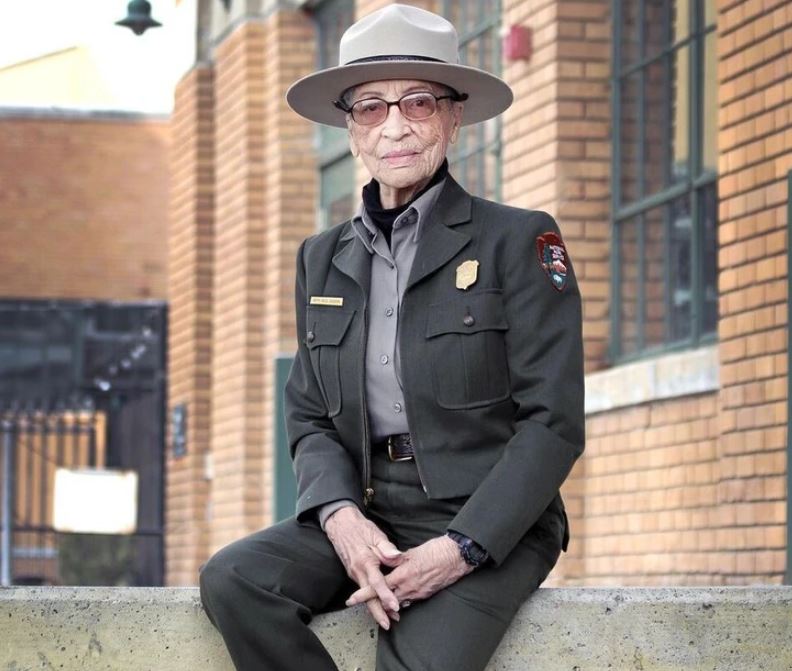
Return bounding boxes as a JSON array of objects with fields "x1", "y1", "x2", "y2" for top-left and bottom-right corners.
[{"x1": 346, "y1": 79, "x2": 463, "y2": 207}]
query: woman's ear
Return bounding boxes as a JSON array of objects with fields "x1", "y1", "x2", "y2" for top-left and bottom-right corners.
[
  {"x1": 450, "y1": 103, "x2": 463, "y2": 144},
  {"x1": 347, "y1": 124, "x2": 360, "y2": 158}
]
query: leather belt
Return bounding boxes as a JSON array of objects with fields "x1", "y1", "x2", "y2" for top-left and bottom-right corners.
[{"x1": 373, "y1": 433, "x2": 414, "y2": 462}]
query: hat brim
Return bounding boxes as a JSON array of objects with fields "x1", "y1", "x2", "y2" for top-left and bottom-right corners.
[{"x1": 286, "y1": 61, "x2": 513, "y2": 128}]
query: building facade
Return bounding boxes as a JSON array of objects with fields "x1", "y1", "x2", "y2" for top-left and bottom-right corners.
[{"x1": 166, "y1": 0, "x2": 792, "y2": 587}]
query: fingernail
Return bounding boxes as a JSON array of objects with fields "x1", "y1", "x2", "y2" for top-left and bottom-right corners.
[{"x1": 382, "y1": 548, "x2": 402, "y2": 558}]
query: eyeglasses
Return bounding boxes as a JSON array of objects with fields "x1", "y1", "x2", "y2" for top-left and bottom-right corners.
[{"x1": 333, "y1": 91, "x2": 468, "y2": 126}]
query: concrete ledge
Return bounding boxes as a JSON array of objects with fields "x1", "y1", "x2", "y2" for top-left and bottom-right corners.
[{"x1": 1, "y1": 586, "x2": 791, "y2": 670}]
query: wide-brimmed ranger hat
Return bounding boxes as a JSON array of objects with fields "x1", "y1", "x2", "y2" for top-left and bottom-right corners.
[{"x1": 286, "y1": 4, "x2": 513, "y2": 128}]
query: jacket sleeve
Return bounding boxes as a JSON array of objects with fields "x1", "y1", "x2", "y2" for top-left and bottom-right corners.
[
  {"x1": 447, "y1": 211, "x2": 585, "y2": 565},
  {"x1": 285, "y1": 239, "x2": 365, "y2": 520}
]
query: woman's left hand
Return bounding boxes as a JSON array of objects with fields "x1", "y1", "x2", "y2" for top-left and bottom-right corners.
[{"x1": 345, "y1": 535, "x2": 473, "y2": 610}]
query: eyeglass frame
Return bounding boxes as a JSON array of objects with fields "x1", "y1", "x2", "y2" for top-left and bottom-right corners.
[{"x1": 333, "y1": 90, "x2": 469, "y2": 126}]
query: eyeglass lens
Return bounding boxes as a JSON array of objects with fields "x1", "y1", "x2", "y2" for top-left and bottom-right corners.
[{"x1": 352, "y1": 93, "x2": 438, "y2": 125}]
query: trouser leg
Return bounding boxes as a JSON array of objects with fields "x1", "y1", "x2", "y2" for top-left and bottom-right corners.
[
  {"x1": 374, "y1": 531, "x2": 560, "y2": 671},
  {"x1": 199, "y1": 517, "x2": 354, "y2": 671},
  {"x1": 367, "y1": 455, "x2": 564, "y2": 671}
]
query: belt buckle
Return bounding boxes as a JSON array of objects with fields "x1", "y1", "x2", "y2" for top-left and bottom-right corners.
[{"x1": 387, "y1": 435, "x2": 413, "y2": 462}]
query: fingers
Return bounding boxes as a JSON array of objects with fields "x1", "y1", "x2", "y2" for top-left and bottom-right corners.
[
  {"x1": 345, "y1": 583, "x2": 376, "y2": 606},
  {"x1": 365, "y1": 594, "x2": 392, "y2": 630},
  {"x1": 371, "y1": 540, "x2": 404, "y2": 567},
  {"x1": 365, "y1": 565, "x2": 399, "y2": 613}
]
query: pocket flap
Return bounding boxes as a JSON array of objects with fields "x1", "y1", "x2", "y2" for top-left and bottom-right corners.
[
  {"x1": 426, "y1": 290, "x2": 509, "y2": 338},
  {"x1": 305, "y1": 307, "x2": 355, "y2": 348}
]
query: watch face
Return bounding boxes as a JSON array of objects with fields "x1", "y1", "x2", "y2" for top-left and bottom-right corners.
[{"x1": 448, "y1": 532, "x2": 488, "y2": 567}]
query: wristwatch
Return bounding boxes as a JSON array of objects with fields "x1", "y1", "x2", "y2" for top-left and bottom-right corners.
[{"x1": 446, "y1": 531, "x2": 490, "y2": 568}]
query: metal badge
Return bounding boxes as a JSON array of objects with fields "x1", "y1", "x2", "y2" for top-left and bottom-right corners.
[
  {"x1": 455, "y1": 260, "x2": 479, "y2": 291},
  {"x1": 309, "y1": 296, "x2": 344, "y2": 307}
]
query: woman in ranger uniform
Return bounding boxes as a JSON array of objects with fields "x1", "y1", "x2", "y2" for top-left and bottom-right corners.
[{"x1": 200, "y1": 5, "x2": 585, "y2": 670}]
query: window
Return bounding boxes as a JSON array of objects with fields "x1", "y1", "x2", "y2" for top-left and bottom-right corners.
[
  {"x1": 442, "y1": 0, "x2": 502, "y2": 201},
  {"x1": 313, "y1": 0, "x2": 355, "y2": 229},
  {"x1": 611, "y1": 0, "x2": 718, "y2": 360}
]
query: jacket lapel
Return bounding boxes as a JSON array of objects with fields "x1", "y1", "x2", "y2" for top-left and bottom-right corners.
[
  {"x1": 331, "y1": 225, "x2": 372, "y2": 296},
  {"x1": 406, "y1": 176, "x2": 472, "y2": 291}
]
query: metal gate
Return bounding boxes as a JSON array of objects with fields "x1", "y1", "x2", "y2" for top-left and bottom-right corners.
[{"x1": 0, "y1": 300, "x2": 166, "y2": 586}]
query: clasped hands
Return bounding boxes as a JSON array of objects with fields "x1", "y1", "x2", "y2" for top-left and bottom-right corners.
[{"x1": 324, "y1": 506, "x2": 473, "y2": 629}]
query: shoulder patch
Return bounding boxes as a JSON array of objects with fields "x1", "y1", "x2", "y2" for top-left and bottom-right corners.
[{"x1": 536, "y1": 232, "x2": 569, "y2": 291}]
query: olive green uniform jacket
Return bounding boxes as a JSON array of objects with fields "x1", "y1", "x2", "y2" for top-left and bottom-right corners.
[{"x1": 285, "y1": 176, "x2": 584, "y2": 565}]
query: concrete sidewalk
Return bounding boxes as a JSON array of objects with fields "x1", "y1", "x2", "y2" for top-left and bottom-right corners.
[{"x1": 1, "y1": 586, "x2": 791, "y2": 670}]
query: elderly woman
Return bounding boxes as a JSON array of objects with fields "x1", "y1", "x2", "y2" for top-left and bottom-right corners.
[{"x1": 200, "y1": 5, "x2": 584, "y2": 671}]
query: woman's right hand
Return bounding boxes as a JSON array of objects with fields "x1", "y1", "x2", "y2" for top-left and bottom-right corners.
[{"x1": 324, "y1": 506, "x2": 405, "y2": 629}]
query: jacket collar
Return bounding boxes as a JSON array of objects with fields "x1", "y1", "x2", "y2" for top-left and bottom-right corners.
[{"x1": 334, "y1": 174, "x2": 473, "y2": 292}]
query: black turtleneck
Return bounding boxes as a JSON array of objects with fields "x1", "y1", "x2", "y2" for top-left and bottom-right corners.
[{"x1": 361, "y1": 160, "x2": 448, "y2": 248}]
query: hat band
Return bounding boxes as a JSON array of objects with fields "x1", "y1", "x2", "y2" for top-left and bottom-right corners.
[{"x1": 344, "y1": 54, "x2": 448, "y2": 65}]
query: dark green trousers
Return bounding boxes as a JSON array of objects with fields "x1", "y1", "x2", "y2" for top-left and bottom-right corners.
[{"x1": 199, "y1": 453, "x2": 564, "y2": 671}]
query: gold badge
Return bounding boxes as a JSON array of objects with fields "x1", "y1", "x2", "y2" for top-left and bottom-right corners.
[
  {"x1": 455, "y1": 260, "x2": 479, "y2": 291},
  {"x1": 309, "y1": 296, "x2": 344, "y2": 307}
]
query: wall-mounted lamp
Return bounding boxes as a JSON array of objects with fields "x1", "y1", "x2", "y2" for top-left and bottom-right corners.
[
  {"x1": 503, "y1": 25, "x2": 532, "y2": 62},
  {"x1": 116, "y1": 0, "x2": 162, "y2": 35}
]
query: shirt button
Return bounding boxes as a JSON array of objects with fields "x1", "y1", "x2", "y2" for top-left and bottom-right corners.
[
  {"x1": 385, "y1": 307, "x2": 394, "y2": 317},
  {"x1": 463, "y1": 315, "x2": 475, "y2": 327},
  {"x1": 380, "y1": 354, "x2": 389, "y2": 365},
  {"x1": 393, "y1": 402, "x2": 402, "y2": 413},
  {"x1": 306, "y1": 331, "x2": 315, "y2": 342}
]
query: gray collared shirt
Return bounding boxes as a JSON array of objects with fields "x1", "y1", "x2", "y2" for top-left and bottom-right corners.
[
  {"x1": 317, "y1": 178, "x2": 445, "y2": 527},
  {"x1": 352, "y1": 179, "x2": 445, "y2": 440}
]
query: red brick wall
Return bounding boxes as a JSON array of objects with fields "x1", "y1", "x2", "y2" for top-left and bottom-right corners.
[
  {"x1": 714, "y1": 0, "x2": 791, "y2": 583},
  {"x1": 166, "y1": 65, "x2": 215, "y2": 585},
  {"x1": 571, "y1": 393, "x2": 722, "y2": 585},
  {"x1": 0, "y1": 113, "x2": 169, "y2": 301},
  {"x1": 209, "y1": 20, "x2": 269, "y2": 551},
  {"x1": 166, "y1": 0, "x2": 791, "y2": 587}
]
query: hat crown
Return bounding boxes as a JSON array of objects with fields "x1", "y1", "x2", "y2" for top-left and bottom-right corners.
[{"x1": 339, "y1": 4, "x2": 459, "y2": 66}]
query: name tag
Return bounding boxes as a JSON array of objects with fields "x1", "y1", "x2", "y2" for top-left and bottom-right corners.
[{"x1": 310, "y1": 296, "x2": 344, "y2": 307}]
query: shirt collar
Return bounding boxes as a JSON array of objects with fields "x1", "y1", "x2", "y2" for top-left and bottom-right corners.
[{"x1": 351, "y1": 178, "x2": 446, "y2": 254}]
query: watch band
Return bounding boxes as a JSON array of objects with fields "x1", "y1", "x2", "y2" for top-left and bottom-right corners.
[{"x1": 446, "y1": 531, "x2": 490, "y2": 568}]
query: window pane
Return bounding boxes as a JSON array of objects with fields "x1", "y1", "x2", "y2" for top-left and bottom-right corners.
[
  {"x1": 618, "y1": 220, "x2": 641, "y2": 357},
  {"x1": 315, "y1": 0, "x2": 354, "y2": 69},
  {"x1": 670, "y1": 46, "x2": 690, "y2": 182},
  {"x1": 644, "y1": 0, "x2": 668, "y2": 62},
  {"x1": 320, "y1": 155, "x2": 355, "y2": 229},
  {"x1": 667, "y1": 195, "x2": 693, "y2": 342},
  {"x1": 620, "y1": 0, "x2": 641, "y2": 69},
  {"x1": 444, "y1": 0, "x2": 501, "y2": 200},
  {"x1": 671, "y1": 0, "x2": 690, "y2": 44},
  {"x1": 700, "y1": 184, "x2": 718, "y2": 335},
  {"x1": 619, "y1": 73, "x2": 641, "y2": 205},
  {"x1": 642, "y1": 57, "x2": 667, "y2": 196},
  {"x1": 639, "y1": 195, "x2": 692, "y2": 349},
  {"x1": 705, "y1": 0, "x2": 717, "y2": 27},
  {"x1": 702, "y1": 30, "x2": 718, "y2": 174},
  {"x1": 644, "y1": 47, "x2": 690, "y2": 196},
  {"x1": 643, "y1": 207, "x2": 666, "y2": 348},
  {"x1": 315, "y1": 0, "x2": 354, "y2": 151}
]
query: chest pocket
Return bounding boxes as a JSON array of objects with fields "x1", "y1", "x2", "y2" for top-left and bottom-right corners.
[
  {"x1": 305, "y1": 307, "x2": 355, "y2": 418},
  {"x1": 425, "y1": 289, "x2": 510, "y2": 410}
]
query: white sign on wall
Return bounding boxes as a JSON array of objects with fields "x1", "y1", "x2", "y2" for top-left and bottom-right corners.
[{"x1": 53, "y1": 468, "x2": 138, "y2": 535}]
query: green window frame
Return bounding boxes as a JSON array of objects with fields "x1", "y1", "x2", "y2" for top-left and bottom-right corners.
[
  {"x1": 610, "y1": 0, "x2": 718, "y2": 361},
  {"x1": 313, "y1": 0, "x2": 356, "y2": 230},
  {"x1": 442, "y1": 0, "x2": 502, "y2": 201}
]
